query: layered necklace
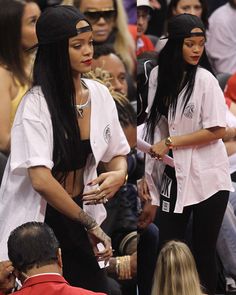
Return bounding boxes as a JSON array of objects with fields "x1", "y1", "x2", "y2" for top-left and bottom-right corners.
[{"x1": 75, "y1": 80, "x2": 91, "y2": 118}]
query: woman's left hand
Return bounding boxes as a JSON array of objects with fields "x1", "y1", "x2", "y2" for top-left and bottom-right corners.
[
  {"x1": 150, "y1": 139, "x2": 169, "y2": 160},
  {"x1": 82, "y1": 170, "x2": 126, "y2": 205}
]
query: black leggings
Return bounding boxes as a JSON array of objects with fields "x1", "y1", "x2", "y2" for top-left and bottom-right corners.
[
  {"x1": 45, "y1": 195, "x2": 110, "y2": 294},
  {"x1": 158, "y1": 167, "x2": 229, "y2": 295}
]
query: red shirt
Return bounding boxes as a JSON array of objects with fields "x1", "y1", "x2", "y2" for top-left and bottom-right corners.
[
  {"x1": 128, "y1": 24, "x2": 155, "y2": 56},
  {"x1": 224, "y1": 73, "x2": 236, "y2": 106},
  {"x1": 11, "y1": 274, "x2": 107, "y2": 295}
]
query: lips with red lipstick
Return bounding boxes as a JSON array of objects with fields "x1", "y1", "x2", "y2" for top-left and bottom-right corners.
[
  {"x1": 191, "y1": 56, "x2": 200, "y2": 61},
  {"x1": 82, "y1": 59, "x2": 92, "y2": 66}
]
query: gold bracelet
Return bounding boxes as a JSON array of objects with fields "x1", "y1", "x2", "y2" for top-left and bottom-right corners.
[
  {"x1": 123, "y1": 173, "x2": 128, "y2": 186},
  {"x1": 117, "y1": 256, "x2": 132, "y2": 280},
  {"x1": 87, "y1": 224, "x2": 99, "y2": 232},
  {"x1": 116, "y1": 257, "x2": 120, "y2": 277}
]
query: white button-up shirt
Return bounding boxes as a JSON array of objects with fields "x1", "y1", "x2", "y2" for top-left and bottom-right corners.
[
  {"x1": 0, "y1": 79, "x2": 130, "y2": 260},
  {"x1": 145, "y1": 66, "x2": 233, "y2": 213},
  {"x1": 206, "y1": 3, "x2": 236, "y2": 75}
]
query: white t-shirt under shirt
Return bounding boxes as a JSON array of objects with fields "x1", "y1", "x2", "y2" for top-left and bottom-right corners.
[
  {"x1": 0, "y1": 78, "x2": 130, "y2": 260},
  {"x1": 145, "y1": 66, "x2": 233, "y2": 212}
]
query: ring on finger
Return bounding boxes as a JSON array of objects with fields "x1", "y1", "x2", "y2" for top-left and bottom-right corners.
[{"x1": 102, "y1": 197, "x2": 108, "y2": 203}]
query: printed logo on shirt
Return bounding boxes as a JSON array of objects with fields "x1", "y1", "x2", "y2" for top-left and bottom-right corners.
[
  {"x1": 162, "y1": 200, "x2": 170, "y2": 212},
  {"x1": 183, "y1": 102, "x2": 195, "y2": 119},
  {"x1": 103, "y1": 124, "x2": 111, "y2": 143},
  {"x1": 160, "y1": 172, "x2": 172, "y2": 198}
]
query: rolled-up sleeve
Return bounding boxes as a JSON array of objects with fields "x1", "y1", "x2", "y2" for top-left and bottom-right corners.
[
  {"x1": 10, "y1": 118, "x2": 53, "y2": 174},
  {"x1": 201, "y1": 74, "x2": 227, "y2": 129}
]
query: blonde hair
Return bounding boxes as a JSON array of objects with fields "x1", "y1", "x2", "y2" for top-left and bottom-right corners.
[
  {"x1": 73, "y1": 0, "x2": 135, "y2": 74},
  {"x1": 151, "y1": 241, "x2": 203, "y2": 295},
  {"x1": 113, "y1": 0, "x2": 135, "y2": 74}
]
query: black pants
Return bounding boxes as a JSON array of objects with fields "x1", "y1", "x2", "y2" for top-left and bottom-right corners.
[
  {"x1": 158, "y1": 166, "x2": 229, "y2": 295},
  {"x1": 45, "y1": 195, "x2": 110, "y2": 294}
]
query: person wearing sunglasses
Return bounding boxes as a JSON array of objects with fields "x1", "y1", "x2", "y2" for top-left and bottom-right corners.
[{"x1": 74, "y1": 0, "x2": 135, "y2": 75}]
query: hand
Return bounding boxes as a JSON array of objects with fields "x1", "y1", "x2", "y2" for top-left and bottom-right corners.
[
  {"x1": 87, "y1": 226, "x2": 112, "y2": 265},
  {"x1": 82, "y1": 170, "x2": 126, "y2": 205},
  {"x1": 0, "y1": 261, "x2": 15, "y2": 293},
  {"x1": 138, "y1": 202, "x2": 158, "y2": 230},
  {"x1": 149, "y1": 0, "x2": 161, "y2": 9},
  {"x1": 137, "y1": 177, "x2": 152, "y2": 202},
  {"x1": 149, "y1": 139, "x2": 169, "y2": 160}
]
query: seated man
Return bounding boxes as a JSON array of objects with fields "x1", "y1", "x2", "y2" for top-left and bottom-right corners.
[{"x1": 6, "y1": 222, "x2": 107, "y2": 295}]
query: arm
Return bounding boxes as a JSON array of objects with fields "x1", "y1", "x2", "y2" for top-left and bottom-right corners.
[
  {"x1": 222, "y1": 126, "x2": 236, "y2": 142},
  {"x1": 0, "y1": 68, "x2": 12, "y2": 153},
  {"x1": 82, "y1": 155, "x2": 128, "y2": 204},
  {"x1": 28, "y1": 166, "x2": 112, "y2": 262},
  {"x1": 151, "y1": 127, "x2": 226, "y2": 157}
]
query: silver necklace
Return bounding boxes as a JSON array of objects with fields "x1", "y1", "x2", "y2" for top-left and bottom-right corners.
[
  {"x1": 75, "y1": 81, "x2": 90, "y2": 118},
  {"x1": 75, "y1": 95, "x2": 91, "y2": 118}
]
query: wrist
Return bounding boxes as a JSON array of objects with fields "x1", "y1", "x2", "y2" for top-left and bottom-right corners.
[
  {"x1": 85, "y1": 220, "x2": 98, "y2": 231},
  {"x1": 119, "y1": 170, "x2": 128, "y2": 186},
  {"x1": 165, "y1": 136, "x2": 173, "y2": 149}
]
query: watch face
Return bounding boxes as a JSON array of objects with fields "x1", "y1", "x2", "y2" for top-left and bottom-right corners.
[{"x1": 165, "y1": 137, "x2": 172, "y2": 147}]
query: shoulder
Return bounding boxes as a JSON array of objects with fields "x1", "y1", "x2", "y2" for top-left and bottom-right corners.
[
  {"x1": 209, "y1": 3, "x2": 231, "y2": 23},
  {"x1": 82, "y1": 78, "x2": 115, "y2": 106},
  {"x1": 82, "y1": 78, "x2": 110, "y2": 94},
  {"x1": 0, "y1": 66, "x2": 13, "y2": 88},
  {"x1": 195, "y1": 67, "x2": 218, "y2": 85},
  {"x1": 17, "y1": 86, "x2": 49, "y2": 121}
]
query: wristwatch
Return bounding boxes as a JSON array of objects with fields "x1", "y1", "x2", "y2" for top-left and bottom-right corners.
[{"x1": 165, "y1": 136, "x2": 173, "y2": 149}]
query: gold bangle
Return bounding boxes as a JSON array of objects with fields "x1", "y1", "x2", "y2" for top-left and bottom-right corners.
[
  {"x1": 86, "y1": 224, "x2": 99, "y2": 232},
  {"x1": 116, "y1": 257, "x2": 120, "y2": 276},
  {"x1": 123, "y1": 173, "x2": 128, "y2": 186}
]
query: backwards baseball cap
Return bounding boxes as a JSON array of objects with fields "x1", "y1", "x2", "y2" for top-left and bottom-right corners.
[
  {"x1": 137, "y1": 0, "x2": 153, "y2": 9},
  {"x1": 162, "y1": 13, "x2": 205, "y2": 40},
  {"x1": 27, "y1": 5, "x2": 92, "y2": 50}
]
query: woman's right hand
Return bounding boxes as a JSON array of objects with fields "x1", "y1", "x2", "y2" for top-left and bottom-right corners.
[{"x1": 87, "y1": 226, "x2": 112, "y2": 265}]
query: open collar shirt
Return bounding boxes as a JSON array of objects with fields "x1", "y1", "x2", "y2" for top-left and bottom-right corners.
[
  {"x1": 145, "y1": 66, "x2": 233, "y2": 212},
  {"x1": 0, "y1": 79, "x2": 130, "y2": 260}
]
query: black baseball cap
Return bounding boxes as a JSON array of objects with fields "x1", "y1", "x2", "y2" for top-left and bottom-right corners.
[
  {"x1": 27, "y1": 5, "x2": 92, "y2": 50},
  {"x1": 161, "y1": 13, "x2": 205, "y2": 40}
]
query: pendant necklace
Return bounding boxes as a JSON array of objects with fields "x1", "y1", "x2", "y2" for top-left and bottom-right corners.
[{"x1": 75, "y1": 81, "x2": 90, "y2": 118}]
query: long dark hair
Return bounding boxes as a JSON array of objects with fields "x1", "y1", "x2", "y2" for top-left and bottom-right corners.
[
  {"x1": 33, "y1": 39, "x2": 81, "y2": 182},
  {"x1": 145, "y1": 38, "x2": 198, "y2": 143},
  {"x1": 0, "y1": 0, "x2": 29, "y2": 85},
  {"x1": 167, "y1": 0, "x2": 209, "y2": 28}
]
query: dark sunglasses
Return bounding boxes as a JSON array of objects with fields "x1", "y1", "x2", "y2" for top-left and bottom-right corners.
[{"x1": 84, "y1": 10, "x2": 117, "y2": 23}]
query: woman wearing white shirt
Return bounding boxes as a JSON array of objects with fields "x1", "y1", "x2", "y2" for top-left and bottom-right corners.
[
  {"x1": 145, "y1": 14, "x2": 232, "y2": 295},
  {"x1": 0, "y1": 5, "x2": 129, "y2": 293}
]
